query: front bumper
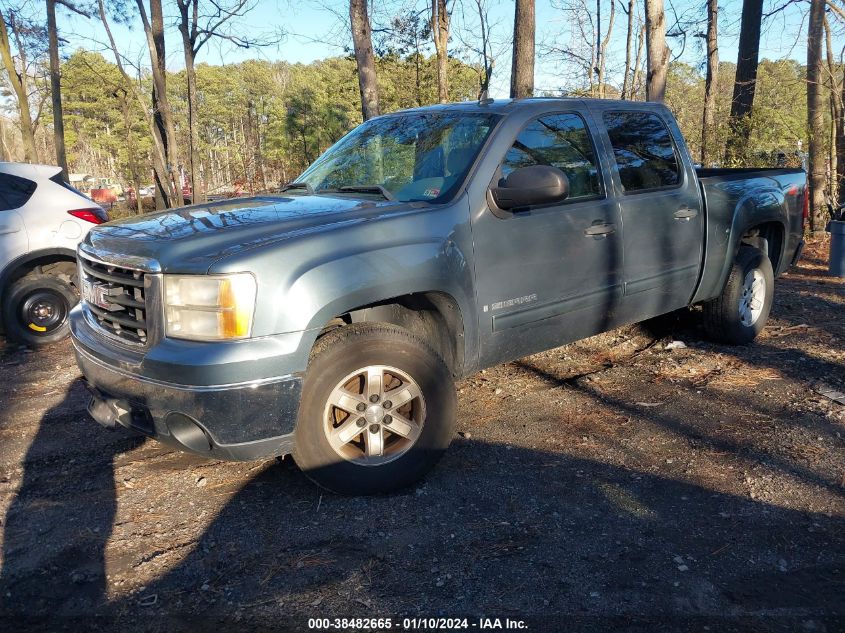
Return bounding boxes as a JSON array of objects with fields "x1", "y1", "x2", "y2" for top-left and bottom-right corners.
[{"x1": 71, "y1": 312, "x2": 303, "y2": 462}]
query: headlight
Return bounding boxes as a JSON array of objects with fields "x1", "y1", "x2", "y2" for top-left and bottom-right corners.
[{"x1": 164, "y1": 273, "x2": 256, "y2": 340}]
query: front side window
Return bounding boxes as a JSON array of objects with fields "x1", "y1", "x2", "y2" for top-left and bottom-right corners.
[
  {"x1": 603, "y1": 111, "x2": 680, "y2": 192},
  {"x1": 501, "y1": 113, "x2": 601, "y2": 201},
  {"x1": 297, "y1": 112, "x2": 499, "y2": 203}
]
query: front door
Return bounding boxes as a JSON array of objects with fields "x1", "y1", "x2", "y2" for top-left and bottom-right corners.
[
  {"x1": 598, "y1": 108, "x2": 704, "y2": 318},
  {"x1": 470, "y1": 110, "x2": 624, "y2": 369}
]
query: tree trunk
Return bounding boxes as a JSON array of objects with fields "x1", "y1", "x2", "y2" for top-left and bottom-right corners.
[
  {"x1": 46, "y1": 0, "x2": 68, "y2": 177},
  {"x1": 807, "y1": 0, "x2": 826, "y2": 232},
  {"x1": 824, "y1": 17, "x2": 841, "y2": 203},
  {"x1": 431, "y1": 0, "x2": 449, "y2": 103},
  {"x1": 117, "y1": 90, "x2": 143, "y2": 215},
  {"x1": 349, "y1": 0, "x2": 380, "y2": 121},
  {"x1": 597, "y1": 0, "x2": 615, "y2": 99},
  {"x1": 182, "y1": 44, "x2": 205, "y2": 204},
  {"x1": 139, "y1": 0, "x2": 184, "y2": 207},
  {"x1": 98, "y1": 0, "x2": 176, "y2": 209},
  {"x1": 839, "y1": 64, "x2": 845, "y2": 206},
  {"x1": 0, "y1": 10, "x2": 37, "y2": 162},
  {"x1": 724, "y1": 0, "x2": 763, "y2": 164},
  {"x1": 0, "y1": 117, "x2": 8, "y2": 161},
  {"x1": 644, "y1": 0, "x2": 669, "y2": 102},
  {"x1": 621, "y1": 0, "x2": 635, "y2": 99},
  {"x1": 631, "y1": 23, "x2": 646, "y2": 98},
  {"x1": 177, "y1": 0, "x2": 206, "y2": 205},
  {"x1": 510, "y1": 0, "x2": 535, "y2": 98},
  {"x1": 700, "y1": 0, "x2": 718, "y2": 166}
]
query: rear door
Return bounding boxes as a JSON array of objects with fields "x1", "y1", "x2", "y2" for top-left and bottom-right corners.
[
  {"x1": 470, "y1": 109, "x2": 624, "y2": 368},
  {"x1": 595, "y1": 106, "x2": 704, "y2": 318}
]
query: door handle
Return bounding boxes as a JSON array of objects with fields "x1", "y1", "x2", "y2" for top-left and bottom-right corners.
[
  {"x1": 673, "y1": 207, "x2": 699, "y2": 221},
  {"x1": 584, "y1": 222, "x2": 616, "y2": 238}
]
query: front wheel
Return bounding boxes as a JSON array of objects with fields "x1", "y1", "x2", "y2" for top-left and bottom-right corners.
[
  {"x1": 2, "y1": 274, "x2": 78, "y2": 347},
  {"x1": 293, "y1": 323, "x2": 456, "y2": 494},
  {"x1": 702, "y1": 245, "x2": 774, "y2": 345}
]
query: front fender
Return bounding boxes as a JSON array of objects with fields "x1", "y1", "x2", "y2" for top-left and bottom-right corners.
[{"x1": 213, "y1": 199, "x2": 478, "y2": 374}]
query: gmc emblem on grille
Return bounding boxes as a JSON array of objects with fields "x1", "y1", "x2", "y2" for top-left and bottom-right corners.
[{"x1": 82, "y1": 280, "x2": 118, "y2": 311}]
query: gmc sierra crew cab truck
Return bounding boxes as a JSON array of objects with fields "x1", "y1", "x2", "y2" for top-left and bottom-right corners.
[{"x1": 70, "y1": 99, "x2": 806, "y2": 494}]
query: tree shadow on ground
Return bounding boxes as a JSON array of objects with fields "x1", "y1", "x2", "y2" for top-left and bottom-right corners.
[
  {"x1": 0, "y1": 372, "x2": 843, "y2": 632},
  {"x1": 0, "y1": 377, "x2": 143, "y2": 618},
  {"x1": 93, "y1": 443, "x2": 845, "y2": 632}
]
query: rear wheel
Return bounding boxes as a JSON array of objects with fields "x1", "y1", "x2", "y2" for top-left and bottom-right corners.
[
  {"x1": 2, "y1": 274, "x2": 78, "y2": 346},
  {"x1": 293, "y1": 323, "x2": 456, "y2": 494},
  {"x1": 702, "y1": 245, "x2": 774, "y2": 345}
]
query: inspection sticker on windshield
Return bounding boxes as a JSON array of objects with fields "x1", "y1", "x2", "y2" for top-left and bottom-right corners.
[{"x1": 423, "y1": 188, "x2": 440, "y2": 198}]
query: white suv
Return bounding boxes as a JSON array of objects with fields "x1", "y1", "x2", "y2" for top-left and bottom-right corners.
[{"x1": 0, "y1": 162, "x2": 107, "y2": 346}]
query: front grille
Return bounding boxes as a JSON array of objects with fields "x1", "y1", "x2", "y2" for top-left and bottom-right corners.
[{"x1": 79, "y1": 254, "x2": 149, "y2": 345}]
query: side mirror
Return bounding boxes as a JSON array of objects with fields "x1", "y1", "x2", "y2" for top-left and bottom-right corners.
[{"x1": 490, "y1": 165, "x2": 570, "y2": 210}]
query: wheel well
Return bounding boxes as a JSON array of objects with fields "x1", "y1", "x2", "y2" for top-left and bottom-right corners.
[
  {"x1": 3, "y1": 254, "x2": 77, "y2": 287},
  {"x1": 320, "y1": 292, "x2": 465, "y2": 377},
  {"x1": 0, "y1": 253, "x2": 78, "y2": 334},
  {"x1": 740, "y1": 222, "x2": 784, "y2": 272}
]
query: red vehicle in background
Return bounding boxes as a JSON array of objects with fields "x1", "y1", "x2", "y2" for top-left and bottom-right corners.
[{"x1": 89, "y1": 187, "x2": 117, "y2": 206}]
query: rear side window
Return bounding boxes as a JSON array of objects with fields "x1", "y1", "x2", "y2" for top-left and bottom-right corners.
[
  {"x1": 603, "y1": 111, "x2": 680, "y2": 192},
  {"x1": 501, "y1": 113, "x2": 601, "y2": 200},
  {"x1": 0, "y1": 173, "x2": 37, "y2": 211}
]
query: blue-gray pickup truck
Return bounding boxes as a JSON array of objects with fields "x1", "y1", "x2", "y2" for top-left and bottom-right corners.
[{"x1": 70, "y1": 98, "x2": 806, "y2": 493}]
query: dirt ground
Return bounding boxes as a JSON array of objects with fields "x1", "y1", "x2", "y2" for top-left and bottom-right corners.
[{"x1": 0, "y1": 239, "x2": 843, "y2": 632}]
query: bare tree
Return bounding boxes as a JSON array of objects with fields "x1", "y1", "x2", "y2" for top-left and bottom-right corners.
[
  {"x1": 544, "y1": 0, "x2": 615, "y2": 97},
  {"x1": 644, "y1": 0, "x2": 668, "y2": 102},
  {"x1": 175, "y1": 0, "x2": 277, "y2": 205},
  {"x1": 700, "y1": 0, "x2": 718, "y2": 165},
  {"x1": 824, "y1": 16, "x2": 841, "y2": 203},
  {"x1": 431, "y1": 0, "x2": 450, "y2": 102},
  {"x1": 630, "y1": 21, "x2": 646, "y2": 98},
  {"x1": 621, "y1": 0, "x2": 636, "y2": 98},
  {"x1": 595, "y1": 0, "x2": 615, "y2": 97},
  {"x1": 46, "y1": 0, "x2": 88, "y2": 177},
  {"x1": 823, "y1": 0, "x2": 845, "y2": 203},
  {"x1": 0, "y1": 8, "x2": 39, "y2": 162},
  {"x1": 807, "y1": 0, "x2": 826, "y2": 231},
  {"x1": 457, "y1": 0, "x2": 497, "y2": 98},
  {"x1": 350, "y1": 0, "x2": 379, "y2": 120},
  {"x1": 510, "y1": 0, "x2": 535, "y2": 98},
  {"x1": 97, "y1": 0, "x2": 180, "y2": 207},
  {"x1": 146, "y1": 0, "x2": 184, "y2": 206},
  {"x1": 724, "y1": 0, "x2": 762, "y2": 164}
]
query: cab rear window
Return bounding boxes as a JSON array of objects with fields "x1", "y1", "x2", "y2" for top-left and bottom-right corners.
[{"x1": 0, "y1": 173, "x2": 37, "y2": 210}]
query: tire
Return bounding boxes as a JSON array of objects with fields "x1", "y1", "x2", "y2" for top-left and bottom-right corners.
[
  {"x1": 702, "y1": 245, "x2": 774, "y2": 345},
  {"x1": 293, "y1": 323, "x2": 456, "y2": 494},
  {"x1": 2, "y1": 274, "x2": 79, "y2": 347}
]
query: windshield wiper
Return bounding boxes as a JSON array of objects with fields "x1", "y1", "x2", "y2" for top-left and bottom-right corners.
[
  {"x1": 280, "y1": 182, "x2": 314, "y2": 194},
  {"x1": 336, "y1": 185, "x2": 396, "y2": 201}
]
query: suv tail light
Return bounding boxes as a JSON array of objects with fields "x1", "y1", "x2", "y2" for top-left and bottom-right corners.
[{"x1": 68, "y1": 208, "x2": 108, "y2": 224}]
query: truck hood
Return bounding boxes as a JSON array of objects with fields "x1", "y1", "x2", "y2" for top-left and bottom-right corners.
[{"x1": 85, "y1": 194, "x2": 414, "y2": 273}]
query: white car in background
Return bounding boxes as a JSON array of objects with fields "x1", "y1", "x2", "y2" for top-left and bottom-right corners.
[{"x1": 0, "y1": 162, "x2": 107, "y2": 346}]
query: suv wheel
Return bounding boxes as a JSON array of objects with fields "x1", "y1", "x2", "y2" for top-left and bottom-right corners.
[
  {"x1": 2, "y1": 274, "x2": 78, "y2": 347},
  {"x1": 702, "y1": 245, "x2": 774, "y2": 345},
  {"x1": 293, "y1": 323, "x2": 456, "y2": 494}
]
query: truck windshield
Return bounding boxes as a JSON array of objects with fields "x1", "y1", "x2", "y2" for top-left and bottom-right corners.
[{"x1": 296, "y1": 112, "x2": 500, "y2": 203}]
